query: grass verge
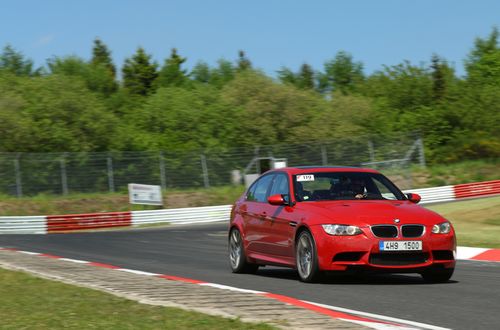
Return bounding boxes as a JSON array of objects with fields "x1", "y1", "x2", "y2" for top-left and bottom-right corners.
[
  {"x1": 426, "y1": 196, "x2": 500, "y2": 248},
  {"x1": 0, "y1": 268, "x2": 274, "y2": 330}
]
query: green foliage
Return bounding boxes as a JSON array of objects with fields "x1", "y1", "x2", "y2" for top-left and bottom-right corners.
[
  {"x1": 91, "y1": 38, "x2": 116, "y2": 77},
  {"x1": 122, "y1": 47, "x2": 158, "y2": 96},
  {"x1": 277, "y1": 63, "x2": 316, "y2": 90},
  {"x1": 157, "y1": 48, "x2": 188, "y2": 88},
  {"x1": 0, "y1": 45, "x2": 38, "y2": 76},
  {"x1": 48, "y1": 55, "x2": 117, "y2": 97},
  {"x1": 1, "y1": 28, "x2": 500, "y2": 166},
  {"x1": 236, "y1": 50, "x2": 252, "y2": 71},
  {"x1": 319, "y1": 51, "x2": 364, "y2": 94}
]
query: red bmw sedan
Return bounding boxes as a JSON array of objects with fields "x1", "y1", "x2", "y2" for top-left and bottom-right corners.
[{"x1": 228, "y1": 166, "x2": 456, "y2": 283}]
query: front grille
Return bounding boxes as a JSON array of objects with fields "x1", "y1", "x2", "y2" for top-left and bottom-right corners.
[
  {"x1": 370, "y1": 252, "x2": 429, "y2": 266},
  {"x1": 371, "y1": 225, "x2": 398, "y2": 238},
  {"x1": 402, "y1": 225, "x2": 425, "y2": 238},
  {"x1": 432, "y1": 250, "x2": 454, "y2": 260}
]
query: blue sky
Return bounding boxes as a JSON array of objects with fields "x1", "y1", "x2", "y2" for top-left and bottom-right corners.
[{"x1": 1, "y1": 0, "x2": 499, "y2": 77}]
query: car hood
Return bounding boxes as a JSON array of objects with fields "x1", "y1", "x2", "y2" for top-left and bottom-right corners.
[{"x1": 298, "y1": 200, "x2": 446, "y2": 226}]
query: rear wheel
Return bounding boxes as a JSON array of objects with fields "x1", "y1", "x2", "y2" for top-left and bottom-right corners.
[
  {"x1": 229, "y1": 228, "x2": 258, "y2": 274},
  {"x1": 421, "y1": 268, "x2": 454, "y2": 283},
  {"x1": 295, "y1": 230, "x2": 322, "y2": 282}
]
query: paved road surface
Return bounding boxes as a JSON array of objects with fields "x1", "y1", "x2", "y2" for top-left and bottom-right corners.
[{"x1": 1, "y1": 223, "x2": 499, "y2": 329}]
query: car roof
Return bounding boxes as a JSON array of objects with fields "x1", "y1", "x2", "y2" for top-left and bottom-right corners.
[{"x1": 268, "y1": 166, "x2": 381, "y2": 175}]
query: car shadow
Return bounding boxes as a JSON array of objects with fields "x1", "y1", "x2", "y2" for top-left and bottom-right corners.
[{"x1": 256, "y1": 267, "x2": 459, "y2": 285}]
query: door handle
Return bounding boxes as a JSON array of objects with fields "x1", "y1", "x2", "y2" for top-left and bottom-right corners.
[
  {"x1": 259, "y1": 212, "x2": 267, "y2": 219},
  {"x1": 289, "y1": 221, "x2": 297, "y2": 227}
]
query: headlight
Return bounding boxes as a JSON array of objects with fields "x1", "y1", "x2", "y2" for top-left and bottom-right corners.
[
  {"x1": 432, "y1": 222, "x2": 451, "y2": 234},
  {"x1": 322, "y1": 224, "x2": 362, "y2": 236}
]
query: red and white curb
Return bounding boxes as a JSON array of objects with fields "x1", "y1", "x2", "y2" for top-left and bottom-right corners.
[
  {"x1": 0, "y1": 247, "x2": 461, "y2": 330},
  {"x1": 456, "y1": 246, "x2": 500, "y2": 262}
]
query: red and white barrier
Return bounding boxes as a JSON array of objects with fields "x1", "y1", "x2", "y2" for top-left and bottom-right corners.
[
  {"x1": 47, "y1": 212, "x2": 132, "y2": 233},
  {"x1": 1, "y1": 180, "x2": 499, "y2": 235}
]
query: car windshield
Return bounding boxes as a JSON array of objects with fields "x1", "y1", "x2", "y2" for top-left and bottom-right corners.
[{"x1": 293, "y1": 172, "x2": 405, "y2": 202}]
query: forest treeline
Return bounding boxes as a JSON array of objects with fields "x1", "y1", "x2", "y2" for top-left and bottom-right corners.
[{"x1": 0, "y1": 29, "x2": 499, "y2": 164}]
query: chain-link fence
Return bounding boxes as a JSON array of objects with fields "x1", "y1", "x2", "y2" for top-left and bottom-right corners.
[{"x1": 0, "y1": 134, "x2": 425, "y2": 197}]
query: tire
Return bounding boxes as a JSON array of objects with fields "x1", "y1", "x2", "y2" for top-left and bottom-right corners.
[
  {"x1": 421, "y1": 268, "x2": 454, "y2": 283},
  {"x1": 228, "y1": 228, "x2": 259, "y2": 274},
  {"x1": 295, "y1": 230, "x2": 322, "y2": 282}
]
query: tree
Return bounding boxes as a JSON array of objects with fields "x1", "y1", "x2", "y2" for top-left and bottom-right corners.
[
  {"x1": 191, "y1": 61, "x2": 211, "y2": 83},
  {"x1": 277, "y1": 66, "x2": 297, "y2": 85},
  {"x1": 430, "y1": 54, "x2": 447, "y2": 102},
  {"x1": 297, "y1": 63, "x2": 315, "y2": 90},
  {"x1": 236, "y1": 50, "x2": 252, "y2": 71},
  {"x1": 90, "y1": 38, "x2": 116, "y2": 78},
  {"x1": 0, "y1": 45, "x2": 38, "y2": 76},
  {"x1": 210, "y1": 59, "x2": 235, "y2": 88},
  {"x1": 465, "y1": 27, "x2": 500, "y2": 85},
  {"x1": 48, "y1": 55, "x2": 117, "y2": 97},
  {"x1": 320, "y1": 51, "x2": 364, "y2": 94},
  {"x1": 122, "y1": 47, "x2": 158, "y2": 96},
  {"x1": 277, "y1": 64, "x2": 315, "y2": 90},
  {"x1": 157, "y1": 48, "x2": 188, "y2": 87}
]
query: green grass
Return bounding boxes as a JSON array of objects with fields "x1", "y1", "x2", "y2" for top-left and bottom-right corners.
[
  {"x1": 426, "y1": 196, "x2": 500, "y2": 248},
  {"x1": 0, "y1": 185, "x2": 246, "y2": 216},
  {"x1": 0, "y1": 268, "x2": 274, "y2": 330},
  {"x1": 411, "y1": 158, "x2": 500, "y2": 188}
]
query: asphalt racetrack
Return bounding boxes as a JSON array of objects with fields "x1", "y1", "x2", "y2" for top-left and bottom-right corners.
[{"x1": 1, "y1": 223, "x2": 498, "y2": 330}]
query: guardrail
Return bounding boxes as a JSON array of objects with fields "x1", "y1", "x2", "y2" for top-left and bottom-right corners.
[
  {"x1": 132, "y1": 205, "x2": 232, "y2": 226},
  {"x1": 1, "y1": 180, "x2": 499, "y2": 234}
]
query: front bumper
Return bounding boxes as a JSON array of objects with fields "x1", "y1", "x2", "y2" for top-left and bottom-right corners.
[{"x1": 310, "y1": 224, "x2": 456, "y2": 272}]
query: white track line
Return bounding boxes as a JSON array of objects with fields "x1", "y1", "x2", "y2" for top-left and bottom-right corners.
[
  {"x1": 18, "y1": 251, "x2": 41, "y2": 255},
  {"x1": 117, "y1": 268, "x2": 159, "y2": 276},
  {"x1": 199, "y1": 283, "x2": 264, "y2": 294},
  {"x1": 59, "y1": 258, "x2": 90, "y2": 264},
  {"x1": 304, "y1": 301, "x2": 450, "y2": 330}
]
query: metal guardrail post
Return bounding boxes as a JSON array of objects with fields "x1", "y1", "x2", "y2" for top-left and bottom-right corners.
[
  {"x1": 14, "y1": 153, "x2": 23, "y2": 198},
  {"x1": 107, "y1": 153, "x2": 115, "y2": 193},
  {"x1": 200, "y1": 154, "x2": 210, "y2": 188}
]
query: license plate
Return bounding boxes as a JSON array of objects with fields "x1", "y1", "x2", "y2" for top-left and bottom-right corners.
[{"x1": 379, "y1": 240, "x2": 422, "y2": 251}]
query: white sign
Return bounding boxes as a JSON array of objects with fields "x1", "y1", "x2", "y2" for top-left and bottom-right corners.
[
  {"x1": 297, "y1": 174, "x2": 315, "y2": 182},
  {"x1": 128, "y1": 184, "x2": 163, "y2": 205}
]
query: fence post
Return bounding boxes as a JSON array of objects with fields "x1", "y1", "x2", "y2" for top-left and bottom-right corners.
[
  {"x1": 14, "y1": 153, "x2": 23, "y2": 198},
  {"x1": 159, "y1": 151, "x2": 167, "y2": 190},
  {"x1": 368, "y1": 141, "x2": 375, "y2": 163},
  {"x1": 321, "y1": 145, "x2": 328, "y2": 165},
  {"x1": 200, "y1": 154, "x2": 210, "y2": 188},
  {"x1": 418, "y1": 137, "x2": 426, "y2": 168},
  {"x1": 60, "y1": 153, "x2": 68, "y2": 195},
  {"x1": 107, "y1": 153, "x2": 115, "y2": 193}
]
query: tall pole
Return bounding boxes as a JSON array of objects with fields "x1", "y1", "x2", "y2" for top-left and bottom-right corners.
[
  {"x1": 14, "y1": 153, "x2": 22, "y2": 197},
  {"x1": 321, "y1": 145, "x2": 328, "y2": 165},
  {"x1": 107, "y1": 153, "x2": 115, "y2": 193},
  {"x1": 60, "y1": 153, "x2": 68, "y2": 195},
  {"x1": 200, "y1": 154, "x2": 210, "y2": 188},
  {"x1": 159, "y1": 151, "x2": 167, "y2": 190}
]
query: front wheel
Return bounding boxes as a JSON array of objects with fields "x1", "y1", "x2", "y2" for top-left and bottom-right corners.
[
  {"x1": 228, "y1": 228, "x2": 258, "y2": 274},
  {"x1": 421, "y1": 268, "x2": 454, "y2": 283},
  {"x1": 295, "y1": 230, "x2": 322, "y2": 282}
]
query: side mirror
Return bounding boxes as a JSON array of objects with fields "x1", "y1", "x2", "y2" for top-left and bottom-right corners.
[
  {"x1": 268, "y1": 194, "x2": 286, "y2": 205},
  {"x1": 407, "y1": 193, "x2": 421, "y2": 204}
]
